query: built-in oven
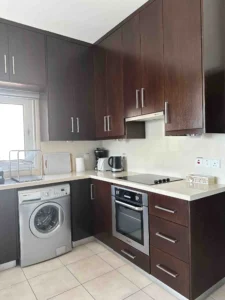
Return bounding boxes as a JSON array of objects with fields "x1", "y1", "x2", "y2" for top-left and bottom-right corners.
[{"x1": 112, "y1": 185, "x2": 149, "y2": 255}]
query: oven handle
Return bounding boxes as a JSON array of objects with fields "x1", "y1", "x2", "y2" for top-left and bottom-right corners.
[{"x1": 115, "y1": 200, "x2": 143, "y2": 211}]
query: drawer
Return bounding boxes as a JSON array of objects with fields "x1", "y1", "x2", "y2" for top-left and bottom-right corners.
[
  {"x1": 149, "y1": 193, "x2": 189, "y2": 227},
  {"x1": 112, "y1": 237, "x2": 150, "y2": 273},
  {"x1": 151, "y1": 246, "x2": 189, "y2": 298},
  {"x1": 150, "y1": 215, "x2": 189, "y2": 263}
]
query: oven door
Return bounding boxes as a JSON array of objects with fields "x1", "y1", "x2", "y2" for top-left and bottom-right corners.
[{"x1": 112, "y1": 197, "x2": 149, "y2": 255}]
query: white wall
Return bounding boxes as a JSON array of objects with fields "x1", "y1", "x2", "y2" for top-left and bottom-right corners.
[{"x1": 102, "y1": 120, "x2": 225, "y2": 183}]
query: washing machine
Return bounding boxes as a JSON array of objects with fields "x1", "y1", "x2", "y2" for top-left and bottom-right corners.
[{"x1": 18, "y1": 184, "x2": 72, "y2": 267}]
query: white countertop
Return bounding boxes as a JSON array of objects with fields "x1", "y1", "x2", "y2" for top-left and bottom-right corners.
[{"x1": 1, "y1": 170, "x2": 225, "y2": 201}]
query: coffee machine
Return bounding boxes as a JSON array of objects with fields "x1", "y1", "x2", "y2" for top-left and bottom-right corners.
[{"x1": 94, "y1": 148, "x2": 108, "y2": 170}]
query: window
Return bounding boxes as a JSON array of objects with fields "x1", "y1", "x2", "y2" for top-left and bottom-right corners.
[{"x1": 0, "y1": 89, "x2": 38, "y2": 170}]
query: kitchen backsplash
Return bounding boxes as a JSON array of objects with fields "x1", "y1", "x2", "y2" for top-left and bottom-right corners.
[{"x1": 102, "y1": 119, "x2": 225, "y2": 184}]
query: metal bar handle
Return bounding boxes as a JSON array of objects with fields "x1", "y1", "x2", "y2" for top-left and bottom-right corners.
[
  {"x1": 165, "y1": 101, "x2": 169, "y2": 124},
  {"x1": 90, "y1": 184, "x2": 94, "y2": 200},
  {"x1": 104, "y1": 116, "x2": 107, "y2": 132},
  {"x1": 121, "y1": 249, "x2": 136, "y2": 260},
  {"x1": 156, "y1": 232, "x2": 178, "y2": 244},
  {"x1": 156, "y1": 264, "x2": 179, "y2": 278},
  {"x1": 136, "y1": 89, "x2": 140, "y2": 109},
  {"x1": 76, "y1": 117, "x2": 80, "y2": 133},
  {"x1": 107, "y1": 115, "x2": 111, "y2": 131},
  {"x1": 115, "y1": 200, "x2": 143, "y2": 211},
  {"x1": 155, "y1": 205, "x2": 176, "y2": 214},
  {"x1": 71, "y1": 117, "x2": 74, "y2": 133},
  {"x1": 12, "y1": 56, "x2": 15, "y2": 75},
  {"x1": 141, "y1": 88, "x2": 145, "y2": 108},
  {"x1": 4, "y1": 54, "x2": 7, "y2": 74}
]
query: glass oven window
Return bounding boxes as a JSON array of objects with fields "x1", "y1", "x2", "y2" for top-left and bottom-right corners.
[{"x1": 116, "y1": 203, "x2": 144, "y2": 245}]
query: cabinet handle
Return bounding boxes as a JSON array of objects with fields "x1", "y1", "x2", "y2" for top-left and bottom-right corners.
[
  {"x1": 155, "y1": 232, "x2": 178, "y2": 244},
  {"x1": 76, "y1": 117, "x2": 80, "y2": 133},
  {"x1": 156, "y1": 264, "x2": 179, "y2": 278},
  {"x1": 165, "y1": 101, "x2": 169, "y2": 124},
  {"x1": 155, "y1": 205, "x2": 176, "y2": 214},
  {"x1": 121, "y1": 249, "x2": 136, "y2": 260},
  {"x1": 104, "y1": 116, "x2": 107, "y2": 132},
  {"x1": 12, "y1": 56, "x2": 15, "y2": 75},
  {"x1": 107, "y1": 115, "x2": 111, "y2": 131},
  {"x1": 141, "y1": 88, "x2": 145, "y2": 108},
  {"x1": 71, "y1": 117, "x2": 74, "y2": 133},
  {"x1": 90, "y1": 184, "x2": 94, "y2": 200},
  {"x1": 136, "y1": 89, "x2": 140, "y2": 109},
  {"x1": 4, "y1": 55, "x2": 7, "y2": 74}
]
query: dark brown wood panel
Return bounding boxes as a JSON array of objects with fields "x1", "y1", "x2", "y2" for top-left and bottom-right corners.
[
  {"x1": 163, "y1": 0, "x2": 203, "y2": 132},
  {"x1": 150, "y1": 215, "x2": 189, "y2": 263},
  {"x1": 105, "y1": 29, "x2": 125, "y2": 137},
  {"x1": 112, "y1": 237, "x2": 150, "y2": 273},
  {"x1": 0, "y1": 23, "x2": 9, "y2": 81},
  {"x1": 8, "y1": 25, "x2": 46, "y2": 86},
  {"x1": 140, "y1": 0, "x2": 164, "y2": 115},
  {"x1": 149, "y1": 193, "x2": 189, "y2": 227},
  {"x1": 122, "y1": 14, "x2": 142, "y2": 118},
  {"x1": 151, "y1": 246, "x2": 189, "y2": 298}
]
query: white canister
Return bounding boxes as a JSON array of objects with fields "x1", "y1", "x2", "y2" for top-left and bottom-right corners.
[{"x1": 75, "y1": 157, "x2": 85, "y2": 173}]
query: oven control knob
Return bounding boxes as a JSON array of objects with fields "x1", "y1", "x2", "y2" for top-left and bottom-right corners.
[
  {"x1": 158, "y1": 180, "x2": 162, "y2": 184},
  {"x1": 154, "y1": 180, "x2": 159, "y2": 184},
  {"x1": 162, "y1": 179, "x2": 167, "y2": 183},
  {"x1": 135, "y1": 195, "x2": 140, "y2": 202},
  {"x1": 167, "y1": 178, "x2": 170, "y2": 182}
]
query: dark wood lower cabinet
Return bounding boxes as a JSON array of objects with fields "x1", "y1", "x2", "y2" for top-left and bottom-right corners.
[{"x1": 0, "y1": 189, "x2": 19, "y2": 264}]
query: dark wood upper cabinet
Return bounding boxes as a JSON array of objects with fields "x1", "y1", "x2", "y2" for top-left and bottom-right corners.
[
  {"x1": 0, "y1": 23, "x2": 9, "y2": 82},
  {"x1": 8, "y1": 25, "x2": 46, "y2": 86}
]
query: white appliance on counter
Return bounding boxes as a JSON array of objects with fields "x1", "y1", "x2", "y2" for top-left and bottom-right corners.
[
  {"x1": 43, "y1": 152, "x2": 72, "y2": 175},
  {"x1": 97, "y1": 158, "x2": 111, "y2": 171}
]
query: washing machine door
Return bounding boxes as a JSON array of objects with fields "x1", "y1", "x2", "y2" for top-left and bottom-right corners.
[{"x1": 30, "y1": 202, "x2": 64, "y2": 238}]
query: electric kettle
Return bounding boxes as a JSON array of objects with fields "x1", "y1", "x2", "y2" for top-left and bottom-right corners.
[{"x1": 108, "y1": 156, "x2": 123, "y2": 172}]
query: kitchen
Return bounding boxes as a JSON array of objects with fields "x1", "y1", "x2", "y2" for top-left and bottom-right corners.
[{"x1": 0, "y1": 0, "x2": 225, "y2": 300}]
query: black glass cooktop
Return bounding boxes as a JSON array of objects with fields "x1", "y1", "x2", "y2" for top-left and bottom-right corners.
[{"x1": 118, "y1": 174, "x2": 182, "y2": 185}]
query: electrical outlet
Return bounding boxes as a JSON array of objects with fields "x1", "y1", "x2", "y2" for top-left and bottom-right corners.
[
  {"x1": 195, "y1": 157, "x2": 203, "y2": 167},
  {"x1": 203, "y1": 159, "x2": 211, "y2": 168},
  {"x1": 211, "y1": 159, "x2": 221, "y2": 169}
]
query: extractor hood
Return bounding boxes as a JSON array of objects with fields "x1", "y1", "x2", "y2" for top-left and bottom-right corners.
[{"x1": 125, "y1": 111, "x2": 164, "y2": 122}]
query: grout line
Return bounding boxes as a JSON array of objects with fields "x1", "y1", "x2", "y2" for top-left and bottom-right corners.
[{"x1": 21, "y1": 267, "x2": 38, "y2": 300}]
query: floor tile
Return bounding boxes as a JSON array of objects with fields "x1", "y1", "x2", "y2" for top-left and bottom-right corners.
[
  {"x1": 84, "y1": 270, "x2": 139, "y2": 300},
  {"x1": 67, "y1": 255, "x2": 113, "y2": 283},
  {"x1": 118, "y1": 265, "x2": 152, "y2": 289},
  {"x1": 59, "y1": 245, "x2": 94, "y2": 265},
  {"x1": 211, "y1": 285, "x2": 225, "y2": 300},
  {"x1": 0, "y1": 267, "x2": 26, "y2": 290},
  {"x1": 0, "y1": 281, "x2": 36, "y2": 300},
  {"x1": 98, "y1": 250, "x2": 126, "y2": 269},
  {"x1": 23, "y1": 258, "x2": 63, "y2": 279},
  {"x1": 50, "y1": 285, "x2": 94, "y2": 299},
  {"x1": 143, "y1": 283, "x2": 178, "y2": 300},
  {"x1": 85, "y1": 241, "x2": 107, "y2": 254},
  {"x1": 126, "y1": 290, "x2": 154, "y2": 300},
  {"x1": 29, "y1": 266, "x2": 80, "y2": 300}
]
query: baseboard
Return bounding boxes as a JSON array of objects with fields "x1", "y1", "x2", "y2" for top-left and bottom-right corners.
[
  {"x1": 0, "y1": 261, "x2": 16, "y2": 272},
  {"x1": 72, "y1": 236, "x2": 94, "y2": 247},
  {"x1": 195, "y1": 277, "x2": 225, "y2": 300}
]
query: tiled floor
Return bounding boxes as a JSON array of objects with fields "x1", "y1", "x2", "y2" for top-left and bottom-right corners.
[{"x1": 0, "y1": 240, "x2": 223, "y2": 300}]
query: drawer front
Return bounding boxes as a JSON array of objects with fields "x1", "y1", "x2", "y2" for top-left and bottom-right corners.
[
  {"x1": 150, "y1": 215, "x2": 189, "y2": 263},
  {"x1": 112, "y1": 237, "x2": 150, "y2": 273},
  {"x1": 149, "y1": 193, "x2": 189, "y2": 227},
  {"x1": 151, "y1": 247, "x2": 189, "y2": 298}
]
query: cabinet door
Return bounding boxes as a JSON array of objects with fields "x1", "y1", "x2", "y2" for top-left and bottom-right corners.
[
  {"x1": 92, "y1": 179, "x2": 113, "y2": 247},
  {"x1": 8, "y1": 25, "x2": 46, "y2": 86},
  {"x1": 163, "y1": 0, "x2": 203, "y2": 133},
  {"x1": 0, "y1": 189, "x2": 19, "y2": 264},
  {"x1": 123, "y1": 15, "x2": 142, "y2": 118},
  {"x1": 94, "y1": 45, "x2": 108, "y2": 139},
  {"x1": 105, "y1": 29, "x2": 125, "y2": 137},
  {"x1": 47, "y1": 37, "x2": 77, "y2": 141},
  {"x1": 0, "y1": 23, "x2": 9, "y2": 81},
  {"x1": 140, "y1": 0, "x2": 164, "y2": 115},
  {"x1": 71, "y1": 179, "x2": 93, "y2": 242}
]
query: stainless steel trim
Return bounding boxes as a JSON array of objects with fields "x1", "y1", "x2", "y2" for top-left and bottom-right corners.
[
  {"x1": 107, "y1": 115, "x2": 111, "y2": 131},
  {"x1": 165, "y1": 101, "x2": 169, "y2": 124},
  {"x1": 115, "y1": 200, "x2": 143, "y2": 211},
  {"x1": 71, "y1": 117, "x2": 74, "y2": 133},
  {"x1": 121, "y1": 249, "x2": 136, "y2": 260},
  {"x1": 136, "y1": 89, "x2": 140, "y2": 109},
  {"x1": 4, "y1": 55, "x2": 7, "y2": 74},
  {"x1": 76, "y1": 117, "x2": 80, "y2": 133},
  {"x1": 156, "y1": 264, "x2": 179, "y2": 278},
  {"x1": 104, "y1": 116, "x2": 107, "y2": 132},
  {"x1": 90, "y1": 184, "x2": 94, "y2": 200},
  {"x1": 12, "y1": 56, "x2": 15, "y2": 75},
  {"x1": 141, "y1": 88, "x2": 145, "y2": 108},
  {"x1": 156, "y1": 232, "x2": 178, "y2": 244},
  {"x1": 155, "y1": 205, "x2": 176, "y2": 214},
  {"x1": 112, "y1": 185, "x2": 148, "y2": 207}
]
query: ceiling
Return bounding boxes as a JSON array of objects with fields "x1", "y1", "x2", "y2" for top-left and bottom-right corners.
[{"x1": 0, "y1": 0, "x2": 148, "y2": 43}]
